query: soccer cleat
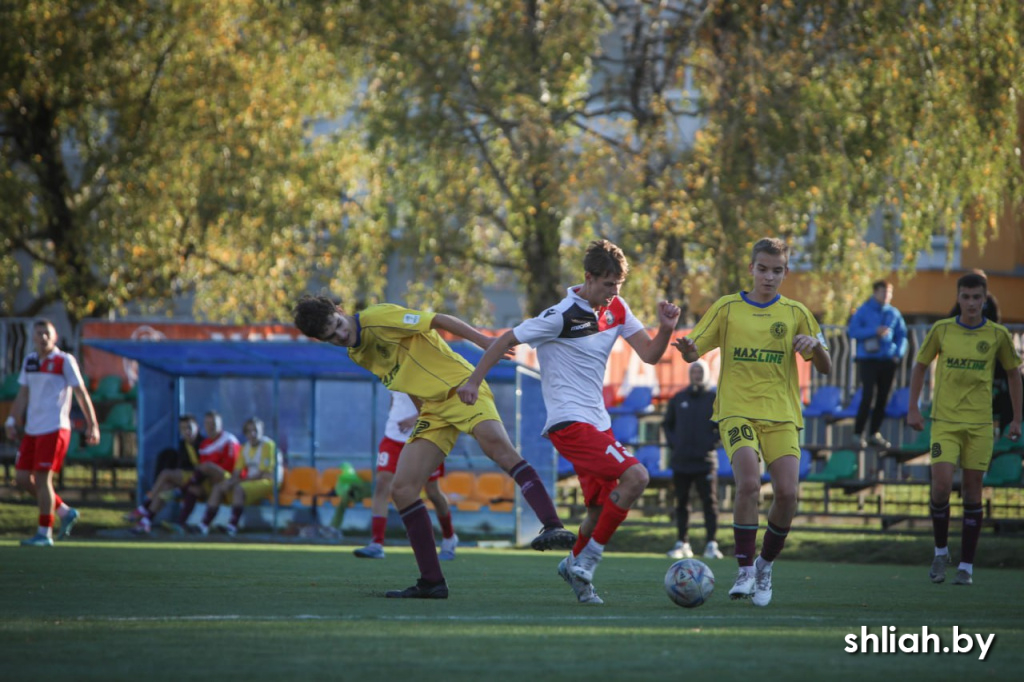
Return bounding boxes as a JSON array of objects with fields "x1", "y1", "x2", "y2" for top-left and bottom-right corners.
[
  {"x1": 729, "y1": 568, "x2": 755, "y2": 599},
  {"x1": 222, "y1": 523, "x2": 238, "y2": 538},
  {"x1": 530, "y1": 526, "x2": 577, "y2": 551},
  {"x1": 439, "y1": 533, "x2": 458, "y2": 561},
  {"x1": 56, "y1": 508, "x2": 80, "y2": 540},
  {"x1": 354, "y1": 542, "x2": 386, "y2": 559},
  {"x1": 703, "y1": 540, "x2": 724, "y2": 559},
  {"x1": 385, "y1": 578, "x2": 449, "y2": 599},
  {"x1": 951, "y1": 569, "x2": 973, "y2": 586},
  {"x1": 131, "y1": 518, "x2": 152, "y2": 535},
  {"x1": 867, "y1": 432, "x2": 891, "y2": 449},
  {"x1": 855, "y1": 433, "x2": 868, "y2": 449},
  {"x1": 752, "y1": 557, "x2": 773, "y2": 607},
  {"x1": 570, "y1": 543, "x2": 603, "y2": 583},
  {"x1": 558, "y1": 554, "x2": 604, "y2": 604},
  {"x1": 929, "y1": 554, "x2": 950, "y2": 584},
  {"x1": 194, "y1": 522, "x2": 210, "y2": 536},
  {"x1": 667, "y1": 541, "x2": 694, "y2": 560},
  {"x1": 20, "y1": 533, "x2": 54, "y2": 547},
  {"x1": 161, "y1": 521, "x2": 185, "y2": 536}
]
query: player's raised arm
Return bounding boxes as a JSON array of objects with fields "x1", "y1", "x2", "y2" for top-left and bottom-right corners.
[
  {"x1": 457, "y1": 329, "x2": 521, "y2": 406},
  {"x1": 627, "y1": 301, "x2": 681, "y2": 364},
  {"x1": 430, "y1": 313, "x2": 494, "y2": 350}
]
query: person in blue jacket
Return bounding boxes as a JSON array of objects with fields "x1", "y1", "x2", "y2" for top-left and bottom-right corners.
[{"x1": 847, "y1": 281, "x2": 908, "y2": 448}]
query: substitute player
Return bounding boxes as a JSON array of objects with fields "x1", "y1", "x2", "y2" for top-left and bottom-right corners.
[
  {"x1": 458, "y1": 239, "x2": 681, "y2": 604},
  {"x1": 908, "y1": 272, "x2": 1022, "y2": 586},
  {"x1": 674, "y1": 238, "x2": 831, "y2": 607},
  {"x1": 354, "y1": 390, "x2": 458, "y2": 561},
  {"x1": 293, "y1": 296, "x2": 575, "y2": 599},
  {"x1": 4, "y1": 319, "x2": 100, "y2": 546}
]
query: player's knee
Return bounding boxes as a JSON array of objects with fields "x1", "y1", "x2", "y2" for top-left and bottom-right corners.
[{"x1": 735, "y1": 476, "x2": 761, "y2": 500}]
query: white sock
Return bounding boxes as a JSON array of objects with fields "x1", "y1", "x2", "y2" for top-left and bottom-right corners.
[
  {"x1": 55, "y1": 503, "x2": 69, "y2": 518},
  {"x1": 39, "y1": 526, "x2": 53, "y2": 538},
  {"x1": 935, "y1": 547, "x2": 949, "y2": 557},
  {"x1": 957, "y1": 562, "x2": 973, "y2": 574}
]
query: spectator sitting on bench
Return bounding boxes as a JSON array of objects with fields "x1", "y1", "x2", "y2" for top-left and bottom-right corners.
[
  {"x1": 194, "y1": 416, "x2": 281, "y2": 537},
  {"x1": 130, "y1": 414, "x2": 202, "y2": 532}
]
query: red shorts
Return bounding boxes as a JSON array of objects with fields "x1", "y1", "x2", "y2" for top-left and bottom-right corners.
[
  {"x1": 377, "y1": 436, "x2": 444, "y2": 481},
  {"x1": 15, "y1": 429, "x2": 72, "y2": 473},
  {"x1": 548, "y1": 422, "x2": 636, "y2": 506}
]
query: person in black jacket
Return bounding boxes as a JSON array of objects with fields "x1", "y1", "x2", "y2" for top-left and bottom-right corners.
[{"x1": 662, "y1": 360, "x2": 723, "y2": 560}]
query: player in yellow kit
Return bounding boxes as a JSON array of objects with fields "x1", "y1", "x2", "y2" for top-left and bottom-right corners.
[
  {"x1": 293, "y1": 296, "x2": 575, "y2": 599},
  {"x1": 674, "y1": 238, "x2": 832, "y2": 607},
  {"x1": 908, "y1": 272, "x2": 1022, "y2": 586}
]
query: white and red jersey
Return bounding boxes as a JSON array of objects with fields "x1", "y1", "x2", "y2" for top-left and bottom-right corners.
[
  {"x1": 384, "y1": 390, "x2": 419, "y2": 442},
  {"x1": 514, "y1": 286, "x2": 644, "y2": 434},
  {"x1": 18, "y1": 349, "x2": 86, "y2": 436},
  {"x1": 198, "y1": 431, "x2": 240, "y2": 471}
]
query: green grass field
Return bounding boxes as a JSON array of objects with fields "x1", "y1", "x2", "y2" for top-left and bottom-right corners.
[{"x1": 2, "y1": 538, "x2": 1022, "y2": 682}]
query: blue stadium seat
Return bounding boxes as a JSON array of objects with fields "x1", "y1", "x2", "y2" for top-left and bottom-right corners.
[
  {"x1": 607, "y1": 386, "x2": 654, "y2": 416},
  {"x1": 557, "y1": 455, "x2": 576, "y2": 478},
  {"x1": 716, "y1": 447, "x2": 733, "y2": 482},
  {"x1": 884, "y1": 386, "x2": 912, "y2": 419},
  {"x1": 833, "y1": 388, "x2": 863, "y2": 421},
  {"x1": 798, "y1": 448, "x2": 813, "y2": 480},
  {"x1": 803, "y1": 386, "x2": 842, "y2": 418},
  {"x1": 610, "y1": 414, "x2": 639, "y2": 445}
]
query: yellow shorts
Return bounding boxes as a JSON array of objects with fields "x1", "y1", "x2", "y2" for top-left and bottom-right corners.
[
  {"x1": 719, "y1": 417, "x2": 801, "y2": 466},
  {"x1": 412, "y1": 381, "x2": 501, "y2": 455},
  {"x1": 930, "y1": 421, "x2": 994, "y2": 471},
  {"x1": 238, "y1": 478, "x2": 274, "y2": 505}
]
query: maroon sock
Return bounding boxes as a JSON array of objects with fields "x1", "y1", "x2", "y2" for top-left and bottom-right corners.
[
  {"x1": 733, "y1": 524, "x2": 758, "y2": 567},
  {"x1": 201, "y1": 504, "x2": 218, "y2": 526},
  {"x1": 930, "y1": 500, "x2": 951, "y2": 549},
  {"x1": 760, "y1": 521, "x2": 790, "y2": 562},
  {"x1": 229, "y1": 505, "x2": 244, "y2": 526},
  {"x1": 437, "y1": 511, "x2": 454, "y2": 540},
  {"x1": 960, "y1": 503, "x2": 984, "y2": 564},
  {"x1": 178, "y1": 492, "x2": 198, "y2": 525},
  {"x1": 509, "y1": 461, "x2": 562, "y2": 529},
  {"x1": 399, "y1": 501, "x2": 444, "y2": 583}
]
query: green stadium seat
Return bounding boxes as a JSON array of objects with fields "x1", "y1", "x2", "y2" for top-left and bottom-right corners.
[
  {"x1": 90, "y1": 375, "x2": 126, "y2": 402},
  {"x1": 805, "y1": 449, "x2": 858, "y2": 483},
  {"x1": 1, "y1": 372, "x2": 22, "y2": 400},
  {"x1": 101, "y1": 402, "x2": 136, "y2": 432},
  {"x1": 983, "y1": 453, "x2": 1022, "y2": 487}
]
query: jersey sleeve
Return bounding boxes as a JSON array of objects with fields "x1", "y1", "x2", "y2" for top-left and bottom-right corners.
[
  {"x1": 996, "y1": 327, "x2": 1023, "y2": 370},
  {"x1": 62, "y1": 354, "x2": 86, "y2": 388},
  {"x1": 363, "y1": 304, "x2": 436, "y2": 338},
  {"x1": 617, "y1": 297, "x2": 646, "y2": 340},
  {"x1": 795, "y1": 303, "x2": 828, "y2": 360},
  {"x1": 513, "y1": 307, "x2": 565, "y2": 348},
  {"x1": 689, "y1": 297, "x2": 726, "y2": 355},
  {"x1": 915, "y1": 324, "x2": 942, "y2": 364}
]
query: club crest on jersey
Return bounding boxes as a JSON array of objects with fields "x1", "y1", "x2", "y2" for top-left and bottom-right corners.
[
  {"x1": 402, "y1": 313, "x2": 420, "y2": 325},
  {"x1": 603, "y1": 310, "x2": 616, "y2": 326},
  {"x1": 976, "y1": 341, "x2": 990, "y2": 354},
  {"x1": 770, "y1": 322, "x2": 787, "y2": 339}
]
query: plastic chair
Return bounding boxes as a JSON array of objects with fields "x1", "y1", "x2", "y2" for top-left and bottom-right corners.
[
  {"x1": 90, "y1": 375, "x2": 125, "y2": 402},
  {"x1": 884, "y1": 386, "x2": 912, "y2": 419},
  {"x1": 474, "y1": 471, "x2": 513, "y2": 511},
  {"x1": 832, "y1": 387, "x2": 863, "y2": 421},
  {"x1": 316, "y1": 468, "x2": 341, "y2": 506},
  {"x1": 715, "y1": 447, "x2": 733, "y2": 482},
  {"x1": 803, "y1": 386, "x2": 842, "y2": 418},
  {"x1": 607, "y1": 386, "x2": 654, "y2": 415},
  {"x1": 983, "y1": 454, "x2": 1023, "y2": 487},
  {"x1": 79, "y1": 429, "x2": 116, "y2": 460},
  {"x1": 278, "y1": 466, "x2": 319, "y2": 507},
  {"x1": 0, "y1": 373, "x2": 21, "y2": 400},
  {"x1": 101, "y1": 402, "x2": 136, "y2": 432},
  {"x1": 634, "y1": 445, "x2": 670, "y2": 478},
  {"x1": 557, "y1": 455, "x2": 576, "y2": 478},
  {"x1": 439, "y1": 471, "x2": 480, "y2": 510},
  {"x1": 798, "y1": 448, "x2": 813, "y2": 480},
  {"x1": 805, "y1": 449, "x2": 858, "y2": 482},
  {"x1": 610, "y1": 414, "x2": 639, "y2": 445},
  {"x1": 993, "y1": 424, "x2": 1024, "y2": 456}
]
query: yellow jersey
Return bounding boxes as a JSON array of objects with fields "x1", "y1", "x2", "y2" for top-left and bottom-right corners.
[
  {"x1": 348, "y1": 304, "x2": 475, "y2": 403},
  {"x1": 689, "y1": 292, "x2": 827, "y2": 427},
  {"x1": 916, "y1": 317, "x2": 1022, "y2": 425}
]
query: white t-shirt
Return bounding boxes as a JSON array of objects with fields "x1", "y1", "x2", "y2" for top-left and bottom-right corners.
[
  {"x1": 514, "y1": 286, "x2": 644, "y2": 434},
  {"x1": 18, "y1": 349, "x2": 86, "y2": 435},
  {"x1": 384, "y1": 390, "x2": 419, "y2": 442}
]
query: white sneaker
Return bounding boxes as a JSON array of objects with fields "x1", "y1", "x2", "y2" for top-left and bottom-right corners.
[
  {"x1": 558, "y1": 554, "x2": 604, "y2": 604},
  {"x1": 703, "y1": 540, "x2": 724, "y2": 559},
  {"x1": 570, "y1": 541, "x2": 603, "y2": 583},
  {"x1": 667, "y1": 541, "x2": 694, "y2": 559},
  {"x1": 224, "y1": 523, "x2": 238, "y2": 537},
  {"x1": 929, "y1": 553, "x2": 950, "y2": 584},
  {"x1": 196, "y1": 521, "x2": 210, "y2": 536},
  {"x1": 439, "y1": 533, "x2": 458, "y2": 561},
  {"x1": 752, "y1": 557, "x2": 773, "y2": 606},
  {"x1": 729, "y1": 567, "x2": 755, "y2": 599}
]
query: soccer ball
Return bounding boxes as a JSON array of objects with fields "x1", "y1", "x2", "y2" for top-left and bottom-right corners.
[{"x1": 665, "y1": 558, "x2": 715, "y2": 608}]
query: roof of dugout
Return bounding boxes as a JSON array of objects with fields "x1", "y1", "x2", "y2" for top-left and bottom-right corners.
[{"x1": 83, "y1": 339, "x2": 524, "y2": 381}]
